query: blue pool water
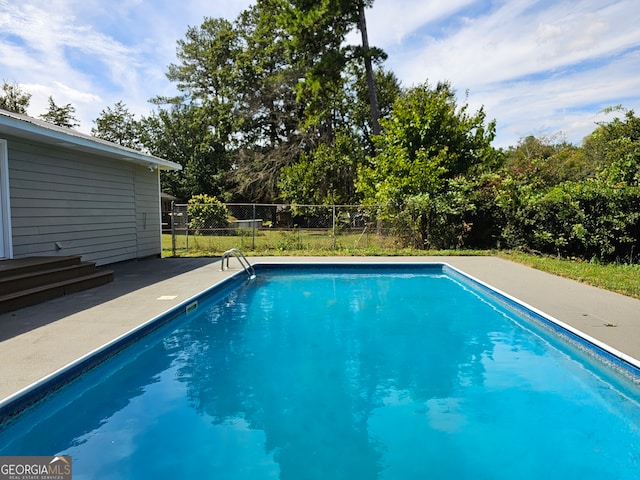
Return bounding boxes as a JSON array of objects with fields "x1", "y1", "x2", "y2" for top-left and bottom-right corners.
[{"x1": 1, "y1": 264, "x2": 639, "y2": 479}]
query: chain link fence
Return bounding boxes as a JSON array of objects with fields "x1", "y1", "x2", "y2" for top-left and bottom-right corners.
[{"x1": 165, "y1": 203, "x2": 406, "y2": 255}]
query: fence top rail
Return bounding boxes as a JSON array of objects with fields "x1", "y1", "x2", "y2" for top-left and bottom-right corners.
[{"x1": 175, "y1": 203, "x2": 385, "y2": 208}]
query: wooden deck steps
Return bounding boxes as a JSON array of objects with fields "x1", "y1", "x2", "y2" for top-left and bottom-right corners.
[{"x1": 0, "y1": 256, "x2": 114, "y2": 313}]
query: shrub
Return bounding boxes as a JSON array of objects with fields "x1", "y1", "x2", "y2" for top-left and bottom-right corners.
[
  {"x1": 502, "y1": 180, "x2": 640, "y2": 261},
  {"x1": 187, "y1": 194, "x2": 230, "y2": 234}
]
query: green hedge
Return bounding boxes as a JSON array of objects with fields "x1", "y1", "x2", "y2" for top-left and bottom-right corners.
[{"x1": 503, "y1": 181, "x2": 640, "y2": 262}]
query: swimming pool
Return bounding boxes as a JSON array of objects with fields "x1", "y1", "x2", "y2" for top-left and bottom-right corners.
[{"x1": 0, "y1": 263, "x2": 639, "y2": 479}]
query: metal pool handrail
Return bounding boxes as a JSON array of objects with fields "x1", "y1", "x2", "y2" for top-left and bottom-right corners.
[{"x1": 220, "y1": 248, "x2": 256, "y2": 278}]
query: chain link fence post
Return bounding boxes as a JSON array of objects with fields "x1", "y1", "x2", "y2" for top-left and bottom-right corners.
[
  {"x1": 332, "y1": 204, "x2": 336, "y2": 249},
  {"x1": 170, "y1": 200, "x2": 176, "y2": 257},
  {"x1": 252, "y1": 203, "x2": 256, "y2": 250}
]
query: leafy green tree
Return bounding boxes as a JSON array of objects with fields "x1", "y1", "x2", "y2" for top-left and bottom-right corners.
[
  {"x1": 567, "y1": 181, "x2": 640, "y2": 261},
  {"x1": 163, "y1": 16, "x2": 239, "y2": 141},
  {"x1": 543, "y1": 145, "x2": 595, "y2": 184},
  {"x1": 92, "y1": 101, "x2": 140, "y2": 148},
  {"x1": 274, "y1": 0, "x2": 385, "y2": 140},
  {"x1": 146, "y1": 17, "x2": 241, "y2": 200},
  {"x1": 358, "y1": 81, "x2": 496, "y2": 205},
  {"x1": 504, "y1": 135, "x2": 595, "y2": 187},
  {"x1": 278, "y1": 130, "x2": 364, "y2": 204},
  {"x1": 155, "y1": 10, "x2": 303, "y2": 202},
  {"x1": 0, "y1": 81, "x2": 31, "y2": 114},
  {"x1": 458, "y1": 172, "x2": 508, "y2": 249},
  {"x1": 230, "y1": 4, "x2": 306, "y2": 201},
  {"x1": 504, "y1": 135, "x2": 557, "y2": 183},
  {"x1": 276, "y1": 0, "x2": 352, "y2": 131},
  {"x1": 147, "y1": 1, "x2": 390, "y2": 203},
  {"x1": 139, "y1": 104, "x2": 229, "y2": 201},
  {"x1": 147, "y1": 18, "x2": 241, "y2": 199},
  {"x1": 397, "y1": 182, "x2": 475, "y2": 249},
  {"x1": 357, "y1": 81, "x2": 497, "y2": 249},
  {"x1": 39, "y1": 96, "x2": 80, "y2": 128},
  {"x1": 344, "y1": 65, "x2": 401, "y2": 153},
  {"x1": 502, "y1": 180, "x2": 640, "y2": 261},
  {"x1": 278, "y1": 67, "x2": 400, "y2": 204},
  {"x1": 583, "y1": 107, "x2": 640, "y2": 186}
]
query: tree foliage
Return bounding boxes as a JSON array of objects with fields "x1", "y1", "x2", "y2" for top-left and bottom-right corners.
[
  {"x1": 278, "y1": 130, "x2": 364, "y2": 204},
  {"x1": 356, "y1": 82, "x2": 497, "y2": 249},
  {"x1": 146, "y1": 10, "x2": 302, "y2": 202},
  {"x1": 92, "y1": 101, "x2": 140, "y2": 148},
  {"x1": 187, "y1": 194, "x2": 230, "y2": 232},
  {"x1": 139, "y1": 104, "x2": 229, "y2": 201},
  {"x1": 138, "y1": 0, "x2": 393, "y2": 204},
  {"x1": 585, "y1": 107, "x2": 640, "y2": 186},
  {"x1": 505, "y1": 135, "x2": 597, "y2": 187},
  {"x1": 0, "y1": 81, "x2": 31, "y2": 114},
  {"x1": 39, "y1": 96, "x2": 80, "y2": 128},
  {"x1": 358, "y1": 82, "x2": 496, "y2": 205},
  {"x1": 278, "y1": 68, "x2": 400, "y2": 204},
  {"x1": 499, "y1": 180, "x2": 640, "y2": 262}
]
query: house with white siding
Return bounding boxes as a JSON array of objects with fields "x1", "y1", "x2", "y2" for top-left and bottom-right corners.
[{"x1": 0, "y1": 109, "x2": 181, "y2": 266}]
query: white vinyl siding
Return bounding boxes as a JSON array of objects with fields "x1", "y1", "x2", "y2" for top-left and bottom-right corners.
[
  {"x1": 134, "y1": 166, "x2": 162, "y2": 258},
  {"x1": 6, "y1": 136, "x2": 162, "y2": 265}
]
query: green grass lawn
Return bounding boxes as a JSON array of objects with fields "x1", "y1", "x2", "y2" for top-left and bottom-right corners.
[
  {"x1": 162, "y1": 233, "x2": 640, "y2": 300},
  {"x1": 164, "y1": 230, "x2": 429, "y2": 256},
  {"x1": 496, "y1": 251, "x2": 640, "y2": 300},
  {"x1": 162, "y1": 231, "x2": 489, "y2": 257}
]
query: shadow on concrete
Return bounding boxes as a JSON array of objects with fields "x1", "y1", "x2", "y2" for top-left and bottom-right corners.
[{"x1": 0, "y1": 257, "x2": 221, "y2": 342}]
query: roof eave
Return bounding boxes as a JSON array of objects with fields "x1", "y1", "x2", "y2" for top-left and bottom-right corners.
[{"x1": 0, "y1": 110, "x2": 182, "y2": 171}]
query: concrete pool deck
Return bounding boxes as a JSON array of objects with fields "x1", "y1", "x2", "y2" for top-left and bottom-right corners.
[{"x1": 0, "y1": 255, "x2": 639, "y2": 402}]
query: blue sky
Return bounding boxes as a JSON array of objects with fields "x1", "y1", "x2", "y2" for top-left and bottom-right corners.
[{"x1": 1, "y1": 0, "x2": 638, "y2": 148}]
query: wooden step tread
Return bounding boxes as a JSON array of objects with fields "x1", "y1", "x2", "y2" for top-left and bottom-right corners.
[
  {"x1": 0, "y1": 270, "x2": 114, "y2": 313},
  {"x1": 0, "y1": 256, "x2": 83, "y2": 279},
  {"x1": 0, "y1": 263, "x2": 99, "y2": 294},
  {"x1": 0, "y1": 270, "x2": 114, "y2": 300}
]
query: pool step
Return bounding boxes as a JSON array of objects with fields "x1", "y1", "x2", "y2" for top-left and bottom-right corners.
[{"x1": 0, "y1": 256, "x2": 114, "y2": 313}]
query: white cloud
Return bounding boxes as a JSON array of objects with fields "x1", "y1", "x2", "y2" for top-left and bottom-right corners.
[
  {"x1": 0, "y1": 0, "x2": 255, "y2": 130},
  {"x1": 1, "y1": 1, "x2": 135, "y2": 123},
  {"x1": 366, "y1": 0, "x2": 640, "y2": 146},
  {"x1": 353, "y1": 0, "x2": 477, "y2": 46},
  {"x1": 385, "y1": 0, "x2": 639, "y2": 88},
  {"x1": 466, "y1": 47, "x2": 640, "y2": 147}
]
